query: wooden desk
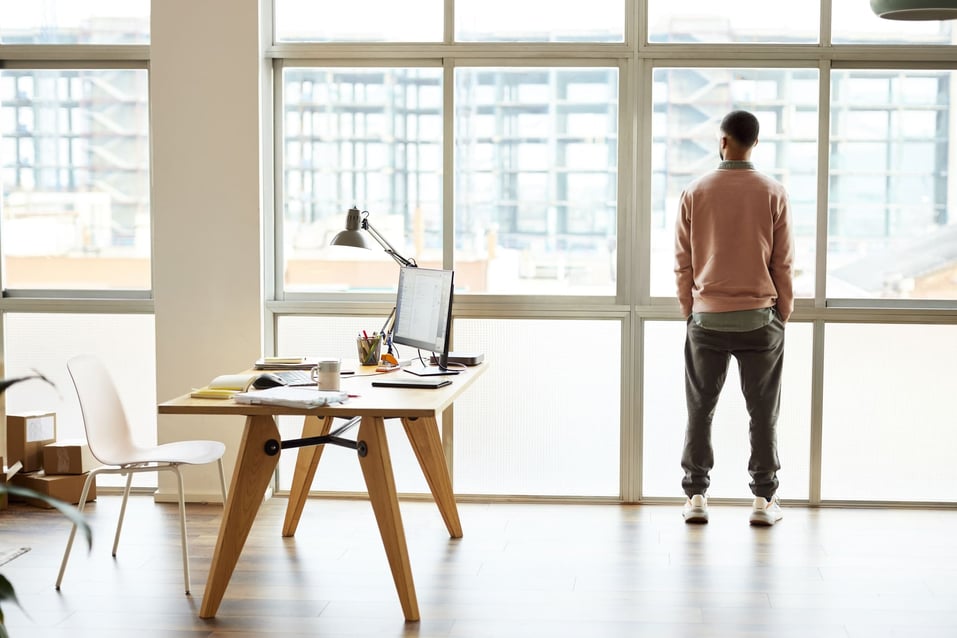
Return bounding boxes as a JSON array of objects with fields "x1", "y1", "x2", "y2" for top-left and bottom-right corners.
[{"x1": 158, "y1": 364, "x2": 485, "y2": 621}]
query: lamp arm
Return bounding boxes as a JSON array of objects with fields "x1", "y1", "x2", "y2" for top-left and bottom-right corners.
[{"x1": 360, "y1": 218, "x2": 417, "y2": 267}]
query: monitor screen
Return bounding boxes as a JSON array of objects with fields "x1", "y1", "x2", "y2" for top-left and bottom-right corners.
[{"x1": 391, "y1": 267, "x2": 454, "y2": 369}]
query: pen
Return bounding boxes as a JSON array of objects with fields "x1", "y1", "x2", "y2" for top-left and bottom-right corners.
[{"x1": 363, "y1": 330, "x2": 369, "y2": 339}]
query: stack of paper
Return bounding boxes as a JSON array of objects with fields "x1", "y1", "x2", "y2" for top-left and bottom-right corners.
[{"x1": 233, "y1": 386, "x2": 348, "y2": 408}]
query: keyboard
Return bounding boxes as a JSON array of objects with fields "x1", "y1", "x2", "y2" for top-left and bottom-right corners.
[{"x1": 274, "y1": 370, "x2": 313, "y2": 386}]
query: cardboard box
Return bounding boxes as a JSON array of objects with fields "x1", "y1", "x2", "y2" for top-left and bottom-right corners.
[
  {"x1": 42, "y1": 439, "x2": 99, "y2": 475},
  {"x1": 10, "y1": 470, "x2": 96, "y2": 509},
  {"x1": 7, "y1": 412, "x2": 57, "y2": 473},
  {"x1": 0, "y1": 457, "x2": 23, "y2": 510}
]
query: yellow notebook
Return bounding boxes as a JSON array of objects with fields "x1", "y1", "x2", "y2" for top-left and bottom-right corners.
[{"x1": 190, "y1": 373, "x2": 257, "y2": 399}]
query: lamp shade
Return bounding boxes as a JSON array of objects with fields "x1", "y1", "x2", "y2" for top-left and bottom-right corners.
[
  {"x1": 330, "y1": 228, "x2": 377, "y2": 250},
  {"x1": 870, "y1": 0, "x2": 957, "y2": 19},
  {"x1": 329, "y1": 206, "x2": 377, "y2": 250}
]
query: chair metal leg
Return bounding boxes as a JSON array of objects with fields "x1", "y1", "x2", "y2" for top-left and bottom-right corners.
[
  {"x1": 112, "y1": 470, "x2": 135, "y2": 557},
  {"x1": 216, "y1": 458, "x2": 227, "y2": 504},
  {"x1": 174, "y1": 466, "x2": 191, "y2": 595},
  {"x1": 55, "y1": 470, "x2": 99, "y2": 590}
]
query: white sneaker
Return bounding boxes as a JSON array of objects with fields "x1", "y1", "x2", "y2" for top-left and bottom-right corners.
[
  {"x1": 683, "y1": 494, "x2": 709, "y2": 524},
  {"x1": 749, "y1": 495, "x2": 783, "y2": 526}
]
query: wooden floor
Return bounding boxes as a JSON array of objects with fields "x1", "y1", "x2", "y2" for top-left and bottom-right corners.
[{"x1": 1, "y1": 494, "x2": 955, "y2": 637}]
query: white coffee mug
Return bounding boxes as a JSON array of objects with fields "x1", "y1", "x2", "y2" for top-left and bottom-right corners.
[{"x1": 310, "y1": 359, "x2": 340, "y2": 391}]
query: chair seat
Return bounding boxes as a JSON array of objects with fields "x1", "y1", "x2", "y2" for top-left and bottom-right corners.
[{"x1": 99, "y1": 440, "x2": 226, "y2": 467}]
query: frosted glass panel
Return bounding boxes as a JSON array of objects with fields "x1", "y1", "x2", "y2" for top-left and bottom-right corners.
[
  {"x1": 4, "y1": 313, "x2": 156, "y2": 487},
  {"x1": 642, "y1": 321, "x2": 812, "y2": 500},
  {"x1": 275, "y1": 315, "x2": 430, "y2": 494},
  {"x1": 648, "y1": 0, "x2": 819, "y2": 43},
  {"x1": 452, "y1": 319, "x2": 621, "y2": 497},
  {"x1": 456, "y1": 0, "x2": 624, "y2": 42},
  {"x1": 0, "y1": 0, "x2": 150, "y2": 44},
  {"x1": 275, "y1": 0, "x2": 442, "y2": 42},
  {"x1": 822, "y1": 324, "x2": 957, "y2": 502}
]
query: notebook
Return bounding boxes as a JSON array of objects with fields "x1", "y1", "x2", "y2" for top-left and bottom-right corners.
[{"x1": 371, "y1": 377, "x2": 452, "y2": 389}]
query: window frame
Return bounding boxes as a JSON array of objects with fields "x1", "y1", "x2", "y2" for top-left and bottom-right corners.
[{"x1": 262, "y1": 1, "x2": 957, "y2": 506}]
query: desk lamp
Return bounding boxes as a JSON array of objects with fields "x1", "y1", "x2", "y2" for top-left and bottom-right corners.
[
  {"x1": 329, "y1": 206, "x2": 416, "y2": 365},
  {"x1": 330, "y1": 206, "x2": 417, "y2": 268}
]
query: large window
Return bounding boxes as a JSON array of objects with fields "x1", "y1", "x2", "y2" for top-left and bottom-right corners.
[
  {"x1": 1, "y1": 69, "x2": 151, "y2": 290},
  {"x1": 268, "y1": 2, "x2": 956, "y2": 505},
  {"x1": 650, "y1": 67, "x2": 819, "y2": 299},
  {"x1": 455, "y1": 67, "x2": 619, "y2": 295},
  {"x1": 0, "y1": 3, "x2": 152, "y2": 481},
  {"x1": 828, "y1": 70, "x2": 956, "y2": 300},
  {"x1": 281, "y1": 66, "x2": 443, "y2": 292}
]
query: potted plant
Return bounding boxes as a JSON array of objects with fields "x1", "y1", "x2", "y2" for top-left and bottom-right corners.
[{"x1": 0, "y1": 373, "x2": 91, "y2": 637}]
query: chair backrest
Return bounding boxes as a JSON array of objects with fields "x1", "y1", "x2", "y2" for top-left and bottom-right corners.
[{"x1": 67, "y1": 354, "x2": 140, "y2": 466}]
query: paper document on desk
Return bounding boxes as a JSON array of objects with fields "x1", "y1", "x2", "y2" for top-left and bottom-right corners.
[{"x1": 233, "y1": 386, "x2": 348, "y2": 408}]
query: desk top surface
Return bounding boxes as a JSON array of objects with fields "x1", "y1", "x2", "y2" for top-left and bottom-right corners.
[{"x1": 158, "y1": 363, "x2": 487, "y2": 418}]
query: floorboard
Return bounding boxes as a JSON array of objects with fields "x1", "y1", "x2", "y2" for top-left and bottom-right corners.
[{"x1": 1, "y1": 495, "x2": 955, "y2": 637}]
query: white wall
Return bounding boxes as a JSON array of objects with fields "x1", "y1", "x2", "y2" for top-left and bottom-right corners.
[{"x1": 151, "y1": 0, "x2": 264, "y2": 501}]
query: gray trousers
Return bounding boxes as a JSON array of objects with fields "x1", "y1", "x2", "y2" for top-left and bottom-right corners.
[{"x1": 681, "y1": 314, "x2": 785, "y2": 499}]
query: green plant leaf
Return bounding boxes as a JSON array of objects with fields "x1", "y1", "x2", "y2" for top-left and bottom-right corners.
[
  {"x1": 0, "y1": 485, "x2": 92, "y2": 550},
  {"x1": 0, "y1": 575, "x2": 18, "y2": 607}
]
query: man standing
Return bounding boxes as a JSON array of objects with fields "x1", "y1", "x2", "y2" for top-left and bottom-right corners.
[{"x1": 674, "y1": 110, "x2": 794, "y2": 526}]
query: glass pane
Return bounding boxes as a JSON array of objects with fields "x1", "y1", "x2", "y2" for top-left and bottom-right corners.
[
  {"x1": 650, "y1": 68, "x2": 818, "y2": 298},
  {"x1": 275, "y1": 315, "x2": 431, "y2": 493},
  {"x1": 453, "y1": 318, "x2": 621, "y2": 497},
  {"x1": 642, "y1": 320, "x2": 812, "y2": 500},
  {"x1": 274, "y1": 0, "x2": 442, "y2": 42},
  {"x1": 456, "y1": 0, "x2": 624, "y2": 42},
  {"x1": 822, "y1": 324, "x2": 957, "y2": 502},
  {"x1": 455, "y1": 68, "x2": 618, "y2": 295},
  {"x1": 0, "y1": 69, "x2": 151, "y2": 290},
  {"x1": 281, "y1": 68, "x2": 443, "y2": 292},
  {"x1": 648, "y1": 0, "x2": 819, "y2": 44},
  {"x1": 3, "y1": 313, "x2": 157, "y2": 487},
  {"x1": 0, "y1": 0, "x2": 149, "y2": 44},
  {"x1": 832, "y1": 2, "x2": 954, "y2": 44},
  {"x1": 828, "y1": 70, "x2": 956, "y2": 300}
]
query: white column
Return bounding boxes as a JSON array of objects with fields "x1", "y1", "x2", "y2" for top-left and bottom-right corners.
[{"x1": 151, "y1": 0, "x2": 264, "y2": 502}]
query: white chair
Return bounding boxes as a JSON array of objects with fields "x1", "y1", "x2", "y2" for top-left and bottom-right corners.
[{"x1": 56, "y1": 354, "x2": 227, "y2": 595}]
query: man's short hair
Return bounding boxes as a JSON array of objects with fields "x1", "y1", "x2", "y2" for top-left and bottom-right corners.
[{"x1": 720, "y1": 110, "x2": 760, "y2": 148}]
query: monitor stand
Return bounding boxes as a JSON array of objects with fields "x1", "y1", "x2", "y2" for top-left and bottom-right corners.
[{"x1": 404, "y1": 363, "x2": 461, "y2": 377}]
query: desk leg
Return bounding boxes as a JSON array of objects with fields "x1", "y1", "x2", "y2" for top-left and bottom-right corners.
[
  {"x1": 401, "y1": 415, "x2": 462, "y2": 538},
  {"x1": 357, "y1": 415, "x2": 419, "y2": 622},
  {"x1": 200, "y1": 414, "x2": 280, "y2": 619},
  {"x1": 282, "y1": 415, "x2": 333, "y2": 537}
]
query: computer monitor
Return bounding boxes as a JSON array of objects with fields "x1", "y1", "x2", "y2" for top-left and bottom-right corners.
[{"x1": 391, "y1": 266, "x2": 457, "y2": 375}]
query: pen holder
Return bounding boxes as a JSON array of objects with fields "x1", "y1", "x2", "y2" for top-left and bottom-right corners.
[{"x1": 357, "y1": 335, "x2": 382, "y2": 366}]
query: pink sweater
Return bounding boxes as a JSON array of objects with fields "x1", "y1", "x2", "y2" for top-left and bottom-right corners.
[{"x1": 674, "y1": 167, "x2": 794, "y2": 322}]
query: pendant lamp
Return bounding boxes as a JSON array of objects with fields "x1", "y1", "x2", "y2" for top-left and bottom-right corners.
[{"x1": 870, "y1": 0, "x2": 957, "y2": 19}]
